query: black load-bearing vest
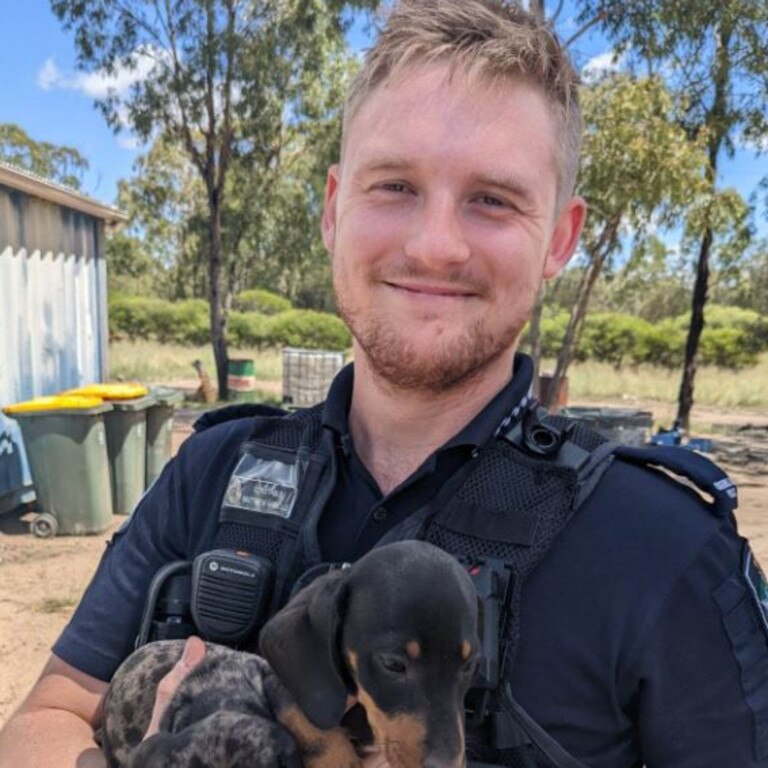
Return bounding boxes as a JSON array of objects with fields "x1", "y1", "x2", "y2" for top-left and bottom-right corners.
[{"x1": 200, "y1": 400, "x2": 738, "y2": 768}]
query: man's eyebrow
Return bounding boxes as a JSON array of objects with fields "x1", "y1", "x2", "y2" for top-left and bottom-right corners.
[
  {"x1": 472, "y1": 173, "x2": 538, "y2": 206},
  {"x1": 357, "y1": 156, "x2": 414, "y2": 175}
]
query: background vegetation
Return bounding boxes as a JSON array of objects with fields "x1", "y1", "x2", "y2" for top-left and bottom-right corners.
[{"x1": 2, "y1": 0, "x2": 766, "y2": 423}]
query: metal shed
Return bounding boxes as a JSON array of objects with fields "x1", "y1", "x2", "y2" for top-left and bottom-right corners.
[
  {"x1": 0, "y1": 161, "x2": 127, "y2": 407},
  {"x1": 0, "y1": 162, "x2": 127, "y2": 515}
]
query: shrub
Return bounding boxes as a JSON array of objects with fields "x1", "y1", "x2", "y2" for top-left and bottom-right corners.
[
  {"x1": 234, "y1": 289, "x2": 292, "y2": 315},
  {"x1": 229, "y1": 312, "x2": 270, "y2": 348},
  {"x1": 580, "y1": 313, "x2": 652, "y2": 368},
  {"x1": 635, "y1": 320, "x2": 686, "y2": 369},
  {"x1": 109, "y1": 297, "x2": 209, "y2": 345},
  {"x1": 109, "y1": 297, "x2": 165, "y2": 341},
  {"x1": 266, "y1": 310, "x2": 351, "y2": 350},
  {"x1": 698, "y1": 327, "x2": 760, "y2": 369},
  {"x1": 149, "y1": 300, "x2": 207, "y2": 344},
  {"x1": 531, "y1": 312, "x2": 570, "y2": 358}
]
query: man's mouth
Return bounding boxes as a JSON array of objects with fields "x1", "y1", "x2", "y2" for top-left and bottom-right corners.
[{"x1": 385, "y1": 281, "x2": 477, "y2": 298}]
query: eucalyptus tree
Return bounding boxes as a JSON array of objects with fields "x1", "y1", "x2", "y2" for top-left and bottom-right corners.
[
  {"x1": 573, "y1": 0, "x2": 768, "y2": 426},
  {"x1": 540, "y1": 74, "x2": 711, "y2": 407},
  {"x1": 51, "y1": 0, "x2": 376, "y2": 398},
  {"x1": 0, "y1": 123, "x2": 88, "y2": 188}
]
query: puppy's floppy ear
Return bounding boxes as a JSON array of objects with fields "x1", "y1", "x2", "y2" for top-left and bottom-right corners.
[{"x1": 259, "y1": 569, "x2": 349, "y2": 730}]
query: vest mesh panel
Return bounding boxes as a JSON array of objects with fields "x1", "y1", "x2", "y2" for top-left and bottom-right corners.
[{"x1": 216, "y1": 522, "x2": 286, "y2": 563}]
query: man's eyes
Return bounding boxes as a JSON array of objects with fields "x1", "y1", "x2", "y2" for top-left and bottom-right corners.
[
  {"x1": 476, "y1": 194, "x2": 513, "y2": 209},
  {"x1": 379, "y1": 182, "x2": 411, "y2": 193},
  {"x1": 370, "y1": 184, "x2": 517, "y2": 212}
]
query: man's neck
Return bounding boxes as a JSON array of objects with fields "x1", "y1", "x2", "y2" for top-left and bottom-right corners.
[{"x1": 348, "y1": 352, "x2": 516, "y2": 495}]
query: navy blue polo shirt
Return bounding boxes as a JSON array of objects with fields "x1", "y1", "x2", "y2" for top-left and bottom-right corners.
[
  {"x1": 317, "y1": 355, "x2": 533, "y2": 562},
  {"x1": 53, "y1": 356, "x2": 768, "y2": 767}
]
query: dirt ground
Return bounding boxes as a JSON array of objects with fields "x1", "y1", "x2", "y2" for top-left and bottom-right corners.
[{"x1": 0, "y1": 396, "x2": 766, "y2": 725}]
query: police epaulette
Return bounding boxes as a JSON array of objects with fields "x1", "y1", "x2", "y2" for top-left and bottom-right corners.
[{"x1": 613, "y1": 444, "x2": 738, "y2": 518}]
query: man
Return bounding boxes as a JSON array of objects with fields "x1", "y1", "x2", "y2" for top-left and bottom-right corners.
[{"x1": 2, "y1": 1, "x2": 766, "y2": 766}]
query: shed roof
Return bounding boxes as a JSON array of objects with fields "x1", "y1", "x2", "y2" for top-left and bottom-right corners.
[{"x1": 0, "y1": 160, "x2": 128, "y2": 223}]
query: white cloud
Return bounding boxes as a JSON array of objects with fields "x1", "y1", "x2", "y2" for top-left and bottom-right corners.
[
  {"x1": 737, "y1": 134, "x2": 768, "y2": 153},
  {"x1": 116, "y1": 134, "x2": 142, "y2": 150},
  {"x1": 37, "y1": 58, "x2": 61, "y2": 91},
  {"x1": 36, "y1": 46, "x2": 165, "y2": 100},
  {"x1": 582, "y1": 49, "x2": 626, "y2": 83}
]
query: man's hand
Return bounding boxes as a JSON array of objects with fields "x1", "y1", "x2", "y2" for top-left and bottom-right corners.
[
  {"x1": 142, "y1": 636, "x2": 206, "y2": 739},
  {"x1": 139, "y1": 638, "x2": 391, "y2": 766}
]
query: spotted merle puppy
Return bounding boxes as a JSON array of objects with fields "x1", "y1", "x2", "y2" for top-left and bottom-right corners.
[{"x1": 100, "y1": 541, "x2": 480, "y2": 768}]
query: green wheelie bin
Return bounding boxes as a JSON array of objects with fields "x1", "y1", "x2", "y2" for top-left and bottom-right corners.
[
  {"x1": 2, "y1": 396, "x2": 114, "y2": 537},
  {"x1": 63, "y1": 384, "x2": 155, "y2": 516},
  {"x1": 103, "y1": 394, "x2": 155, "y2": 515},
  {"x1": 146, "y1": 387, "x2": 185, "y2": 488}
]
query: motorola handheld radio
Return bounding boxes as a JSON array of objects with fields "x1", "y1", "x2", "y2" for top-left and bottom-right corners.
[{"x1": 136, "y1": 549, "x2": 274, "y2": 649}]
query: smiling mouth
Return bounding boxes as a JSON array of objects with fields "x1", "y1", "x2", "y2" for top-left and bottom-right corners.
[{"x1": 386, "y1": 282, "x2": 477, "y2": 298}]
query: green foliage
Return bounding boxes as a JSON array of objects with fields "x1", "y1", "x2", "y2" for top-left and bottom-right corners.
[
  {"x1": 713, "y1": 243, "x2": 768, "y2": 315},
  {"x1": 525, "y1": 313, "x2": 570, "y2": 359},
  {"x1": 534, "y1": 305, "x2": 767, "y2": 371},
  {"x1": 109, "y1": 297, "x2": 208, "y2": 345},
  {"x1": 228, "y1": 312, "x2": 270, "y2": 348},
  {"x1": 0, "y1": 123, "x2": 88, "y2": 188},
  {"x1": 697, "y1": 328, "x2": 759, "y2": 369},
  {"x1": 579, "y1": 313, "x2": 653, "y2": 368},
  {"x1": 266, "y1": 310, "x2": 351, "y2": 351},
  {"x1": 234, "y1": 289, "x2": 292, "y2": 315},
  {"x1": 637, "y1": 320, "x2": 686, "y2": 369},
  {"x1": 110, "y1": 298, "x2": 350, "y2": 351}
]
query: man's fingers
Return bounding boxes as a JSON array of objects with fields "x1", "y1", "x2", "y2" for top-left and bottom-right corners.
[{"x1": 143, "y1": 636, "x2": 206, "y2": 740}]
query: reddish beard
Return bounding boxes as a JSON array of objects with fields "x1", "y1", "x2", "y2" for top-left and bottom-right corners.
[{"x1": 334, "y1": 290, "x2": 522, "y2": 393}]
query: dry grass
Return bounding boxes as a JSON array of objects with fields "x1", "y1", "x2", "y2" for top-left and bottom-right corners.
[
  {"x1": 550, "y1": 355, "x2": 768, "y2": 409},
  {"x1": 34, "y1": 596, "x2": 77, "y2": 614},
  {"x1": 109, "y1": 341, "x2": 283, "y2": 382},
  {"x1": 110, "y1": 341, "x2": 768, "y2": 409}
]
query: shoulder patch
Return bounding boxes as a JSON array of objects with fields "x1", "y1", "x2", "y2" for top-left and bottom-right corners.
[
  {"x1": 714, "y1": 543, "x2": 768, "y2": 760},
  {"x1": 744, "y1": 547, "x2": 768, "y2": 636}
]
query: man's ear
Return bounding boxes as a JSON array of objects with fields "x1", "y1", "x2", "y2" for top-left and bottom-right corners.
[
  {"x1": 321, "y1": 164, "x2": 341, "y2": 254},
  {"x1": 543, "y1": 196, "x2": 587, "y2": 279}
]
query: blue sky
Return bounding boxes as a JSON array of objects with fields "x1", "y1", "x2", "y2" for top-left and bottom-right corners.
[{"x1": 1, "y1": 0, "x2": 765, "y2": 237}]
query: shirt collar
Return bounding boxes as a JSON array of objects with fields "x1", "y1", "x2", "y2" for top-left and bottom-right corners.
[{"x1": 322, "y1": 353, "x2": 534, "y2": 450}]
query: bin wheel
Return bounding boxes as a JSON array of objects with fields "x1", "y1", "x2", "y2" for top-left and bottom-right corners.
[{"x1": 31, "y1": 513, "x2": 59, "y2": 539}]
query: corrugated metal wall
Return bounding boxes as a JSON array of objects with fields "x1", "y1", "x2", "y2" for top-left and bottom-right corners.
[{"x1": 0, "y1": 184, "x2": 108, "y2": 406}]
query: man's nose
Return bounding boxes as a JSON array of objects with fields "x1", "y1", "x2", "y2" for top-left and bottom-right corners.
[{"x1": 403, "y1": 196, "x2": 471, "y2": 269}]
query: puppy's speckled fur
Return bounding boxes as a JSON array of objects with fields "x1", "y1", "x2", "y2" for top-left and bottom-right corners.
[{"x1": 101, "y1": 640, "x2": 301, "y2": 768}]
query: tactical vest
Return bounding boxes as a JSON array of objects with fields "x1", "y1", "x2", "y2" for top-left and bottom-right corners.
[{"x1": 205, "y1": 401, "x2": 738, "y2": 768}]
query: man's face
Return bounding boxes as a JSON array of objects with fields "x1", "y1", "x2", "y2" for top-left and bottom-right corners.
[{"x1": 323, "y1": 64, "x2": 584, "y2": 391}]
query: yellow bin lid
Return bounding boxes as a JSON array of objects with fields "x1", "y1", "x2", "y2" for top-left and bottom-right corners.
[
  {"x1": 61, "y1": 383, "x2": 149, "y2": 400},
  {"x1": 3, "y1": 395, "x2": 105, "y2": 414}
]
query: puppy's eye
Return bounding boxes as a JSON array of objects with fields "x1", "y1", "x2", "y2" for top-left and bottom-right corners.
[{"x1": 378, "y1": 654, "x2": 407, "y2": 675}]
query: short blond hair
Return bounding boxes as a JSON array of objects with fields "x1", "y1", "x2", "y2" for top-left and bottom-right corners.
[{"x1": 343, "y1": 0, "x2": 582, "y2": 211}]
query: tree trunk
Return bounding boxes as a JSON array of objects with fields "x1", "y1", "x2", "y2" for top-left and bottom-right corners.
[
  {"x1": 541, "y1": 221, "x2": 618, "y2": 409},
  {"x1": 527, "y1": 285, "x2": 545, "y2": 398},
  {"x1": 208, "y1": 191, "x2": 230, "y2": 401},
  {"x1": 675, "y1": 227, "x2": 713, "y2": 430},
  {"x1": 675, "y1": 21, "x2": 731, "y2": 430}
]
